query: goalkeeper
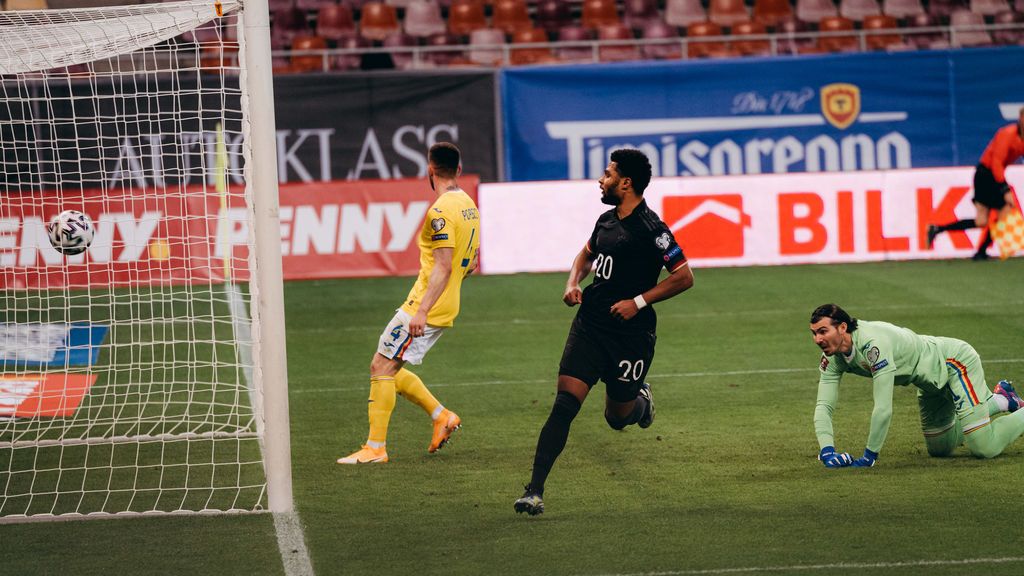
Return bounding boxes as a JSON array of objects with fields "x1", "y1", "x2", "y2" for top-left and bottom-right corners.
[
  {"x1": 810, "y1": 304, "x2": 1024, "y2": 468},
  {"x1": 927, "y1": 106, "x2": 1023, "y2": 260}
]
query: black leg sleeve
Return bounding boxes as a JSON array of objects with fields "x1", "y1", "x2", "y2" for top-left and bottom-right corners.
[{"x1": 529, "y1": 391, "x2": 582, "y2": 495}]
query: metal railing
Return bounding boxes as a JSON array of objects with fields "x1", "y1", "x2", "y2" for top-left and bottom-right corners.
[{"x1": 271, "y1": 21, "x2": 1024, "y2": 71}]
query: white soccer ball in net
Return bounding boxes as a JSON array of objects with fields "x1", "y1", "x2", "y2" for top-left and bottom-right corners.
[{"x1": 47, "y1": 210, "x2": 95, "y2": 256}]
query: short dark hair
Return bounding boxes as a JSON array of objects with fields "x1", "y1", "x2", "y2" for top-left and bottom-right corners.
[
  {"x1": 428, "y1": 142, "x2": 461, "y2": 178},
  {"x1": 810, "y1": 304, "x2": 858, "y2": 332},
  {"x1": 609, "y1": 148, "x2": 652, "y2": 195}
]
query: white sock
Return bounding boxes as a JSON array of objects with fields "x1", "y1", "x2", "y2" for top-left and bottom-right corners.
[
  {"x1": 430, "y1": 405, "x2": 444, "y2": 420},
  {"x1": 991, "y1": 394, "x2": 1010, "y2": 413}
]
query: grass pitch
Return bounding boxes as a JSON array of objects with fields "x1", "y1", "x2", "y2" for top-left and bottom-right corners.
[{"x1": 3, "y1": 258, "x2": 1024, "y2": 576}]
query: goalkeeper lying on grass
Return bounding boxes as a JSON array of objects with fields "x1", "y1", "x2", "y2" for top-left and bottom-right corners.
[{"x1": 809, "y1": 304, "x2": 1024, "y2": 468}]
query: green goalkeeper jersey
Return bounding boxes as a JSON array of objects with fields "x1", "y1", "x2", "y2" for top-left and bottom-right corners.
[{"x1": 814, "y1": 320, "x2": 960, "y2": 453}]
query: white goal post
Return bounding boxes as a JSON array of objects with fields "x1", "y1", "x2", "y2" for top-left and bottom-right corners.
[{"x1": 0, "y1": 0, "x2": 293, "y2": 521}]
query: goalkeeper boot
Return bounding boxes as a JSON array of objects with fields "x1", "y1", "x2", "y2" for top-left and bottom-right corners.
[
  {"x1": 638, "y1": 381, "x2": 655, "y2": 429},
  {"x1": 926, "y1": 224, "x2": 940, "y2": 249},
  {"x1": 994, "y1": 380, "x2": 1022, "y2": 413},
  {"x1": 336, "y1": 445, "x2": 389, "y2": 464},
  {"x1": 514, "y1": 484, "x2": 544, "y2": 516},
  {"x1": 428, "y1": 409, "x2": 461, "y2": 453}
]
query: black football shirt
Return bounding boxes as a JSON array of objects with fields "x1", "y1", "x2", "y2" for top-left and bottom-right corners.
[{"x1": 577, "y1": 199, "x2": 687, "y2": 333}]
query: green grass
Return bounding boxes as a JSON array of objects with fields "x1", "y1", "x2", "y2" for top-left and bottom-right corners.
[{"x1": 3, "y1": 259, "x2": 1024, "y2": 575}]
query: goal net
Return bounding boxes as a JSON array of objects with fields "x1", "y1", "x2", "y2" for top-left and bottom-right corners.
[{"x1": 0, "y1": 0, "x2": 290, "y2": 521}]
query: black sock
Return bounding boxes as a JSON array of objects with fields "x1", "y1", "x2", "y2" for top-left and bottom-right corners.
[
  {"x1": 975, "y1": 228, "x2": 993, "y2": 256},
  {"x1": 605, "y1": 395, "x2": 648, "y2": 429},
  {"x1": 529, "y1": 391, "x2": 581, "y2": 495},
  {"x1": 940, "y1": 219, "x2": 977, "y2": 232}
]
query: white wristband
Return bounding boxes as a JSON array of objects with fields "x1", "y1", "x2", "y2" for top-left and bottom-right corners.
[{"x1": 633, "y1": 294, "x2": 648, "y2": 310}]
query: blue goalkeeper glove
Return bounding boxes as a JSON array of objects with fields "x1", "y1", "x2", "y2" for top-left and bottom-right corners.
[
  {"x1": 819, "y1": 446, "x2": 853, "y2": 468},
  {"x1": 851, "y1": 449, "x2": 878, "y2": 468}
]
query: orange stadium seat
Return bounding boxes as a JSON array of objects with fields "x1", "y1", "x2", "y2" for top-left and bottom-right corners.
[
  {"x1": 448, "y1": 0, "x2": 488, "y2": 36},
  {"x1": 6, "y1": 0, "x2": 49, "y2": 8},
  {"x1": 360, "y1": 2, "x2": 401, "y2": 40},
  {"x1": 510, "y1": 28, "x2": 555, "y2": 65},
  {"x1": 686, "y1": 21, "x2": 734, "y2": 57},
  {"x1": 753, "y1": 0, "x2": 794, "y2": 27},
  {"x1": 582, "y1": 0, "x2": 621, "y2": 30},
  {"x1": 731, "y1": 20, "x2": 771, "y2": 55},
  {"x1": 597, "y1": 23, "x2": 641, "y2": 61},
  {"x1": 492, "y1": 0, "x2": 533, "y2": 35},
  {"x1": 316, "y1": 2, "x2": 357, "y2": 40},
  {"x1": 862, "y1": 14, "x2": 902, "y2": 50},
  {"x1": 290, "y1": 35, "x2": 329, "y2": 72},
  {"x1": 816, "y1": 15, "x2": 858, "y2": 52}
]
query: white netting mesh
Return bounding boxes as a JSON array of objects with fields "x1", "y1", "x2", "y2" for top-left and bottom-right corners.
[{"x1": 0, "y1": 0, "x2": 267, "y2": 520}]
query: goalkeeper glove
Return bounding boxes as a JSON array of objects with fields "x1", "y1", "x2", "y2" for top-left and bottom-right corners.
[
  {"x1": 819, "y1": 446, "x2": 853, "y2": 468},
  {"x1": 852, "y1": 448, "x2": 879, "y2": 468}
]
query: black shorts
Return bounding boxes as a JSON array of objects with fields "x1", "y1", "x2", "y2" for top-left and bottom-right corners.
[
  {"x1": 973, "y1": 164, "x2": 1009, "y2": 209},
  {"x1": 558, "y1": 315, "x2": 656, "y2": 402}
]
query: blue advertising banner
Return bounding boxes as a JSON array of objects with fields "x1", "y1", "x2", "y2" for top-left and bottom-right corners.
[
  {"x1": 949, "y1": 48, "x2": 1024, "y2": 166},
  {"x1": 501, "y1": 47, "x2": 1024, "y2": 182},
  {"x1": 0, "y1": 322, "x2": 108, "y2": 369}
]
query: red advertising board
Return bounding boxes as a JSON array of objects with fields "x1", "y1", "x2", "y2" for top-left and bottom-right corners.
[{"x1": 0, "y1": 177, "x2": 478, "y2": 290}]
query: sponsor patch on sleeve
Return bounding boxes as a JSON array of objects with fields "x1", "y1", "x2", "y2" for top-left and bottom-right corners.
[
  {"x1": 431, "y1": 233, "x2": 449, "y2": 241},
  {"x1": 871, "y1": 359, "x2": 889, "y2": 372},
  {"x1": 820, "y1": 356, "x2": 830, "y2": 371}
]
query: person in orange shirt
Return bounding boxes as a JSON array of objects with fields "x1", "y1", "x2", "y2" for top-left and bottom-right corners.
[{"x1": 928, "y1": 107, "x2": 1024, "y2": 260}]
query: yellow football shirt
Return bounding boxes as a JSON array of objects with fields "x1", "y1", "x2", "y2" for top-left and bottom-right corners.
[{"x1": 400, "y1": 189, "x2": 480, "y2": 327}]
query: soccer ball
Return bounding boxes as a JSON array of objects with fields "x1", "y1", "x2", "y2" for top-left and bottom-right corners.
[{"x1": 47, "y1": 210, "x2": 95, "y2": 256}]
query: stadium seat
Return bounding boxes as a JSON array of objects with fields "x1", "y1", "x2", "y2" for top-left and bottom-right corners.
[
  {"x1": 992, "y1": 10, "x2": 1024, "y2": 44},
  {"x1": 597, "y1": 23, "x2": 640, "y2": 61},
  {"x1": 731, "y1": 20, "x2": 772, "y2": 55},
  {"x1": 904, "y1": 12, "x2": 947, "y2": 48},
  {"x1": 881, "y1": 0, "x2": 924, "y2": 17},
  {"x1": 5, "y1": 0, "x2": 48, "y2": 7},
  {"x1": 665, "y1": 0, "x2": 708, "y2": 27},
  {"x1": 839, "y1": 0, "x2": 880, "y2": 20},
  {"x1": 796, "y1": 0, "x2": 838, "y2": 23},
  {"x1": 816, "y1": 15, "x2": 858, "y2": 51},
  {"x1": 290, "y1": 34, "x2": 329, "y2": 72},
  {"x1": 775, "y1": 16, "x2": 818, "y2": 53},
  {"x1": 623, "y1": 0, "x2": 661, "y2": 31},
  {"x1": 642, "y1": 20, "x2": 684, "y2": 59},
  {"x1": 536, "y1": 0, "x2": 573, "y2": 34},
  {"x1": 492, "y1": 0, "x2": 533, "y2": 35},
  {"x1": 582, "y1": 0, "x2": 622, "y2": 30},
  {"x1": 383, "y1": 32, "x2": 418, "y2": 69},
  {"x1": 360, "y1": 2, "x2": 400, "y2": 40},
  {"x1": 404, "y1": 0, "x2": 446, "y2": 37},
  {"x1": 753, "y1": 0, "x2": 794, "y2": 27},
  {"x1": 686, "y1": 21, "x2": 734, "y2": 58},
  {"x1": 709, "y1": 0, "x2": 751, "y2": 26},
  {"x1": 271, "y1": 6, "x2": 309, "y2": 47},
  {"x1": 970, "y1": 0, "x2": 1010, "y2": 15},
  {"x1": 425, "y1": 32, "x2": 466, "y2": 66},
  {"x1": 927, "y1": 0, "x2": 968, "y2": 21},
  {"x1": 316, "y1": 2, "x2": 357, "y2": 40},
  {"x1": 862, "y1": 14, "x2": 902, "y2": 49},
  {"x1": 468, "y1": 28, "x2": 507, "y2": 65},
  {"x1": 510, "y1": 28, "x2": 555, "y2": 65},
  {"x1": 950, "y1": 8, "x2": 992, "y2": 45},
  {"x1": 333, "y1": 34, "x2": 370, "y2": 69},
  {"x1": 448, "y1": 0, "x2": 488, "y2": 36},
  {"x1": 557, "y1": 25, "x2": 596, "y2": 61}
]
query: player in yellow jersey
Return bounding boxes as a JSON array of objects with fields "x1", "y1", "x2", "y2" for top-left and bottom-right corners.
[{"x1": 338, "y1": 142, "x2": 480, "y2": 464}]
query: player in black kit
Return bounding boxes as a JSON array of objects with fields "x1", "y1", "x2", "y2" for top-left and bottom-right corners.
[{"x1": 514, "y1": 148, "x2": 695, "y2": 516}]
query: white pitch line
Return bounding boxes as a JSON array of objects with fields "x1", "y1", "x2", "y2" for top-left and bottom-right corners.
[
  {"x1": 291, "y1": 359, "x2": 1024, "y2": 395},
  {"x1": 584, "y1": 555, "x2": 1024, "y2": 576},
  {"x1": 273, "y1": 511, "x2": 315, "y2": 576}
]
